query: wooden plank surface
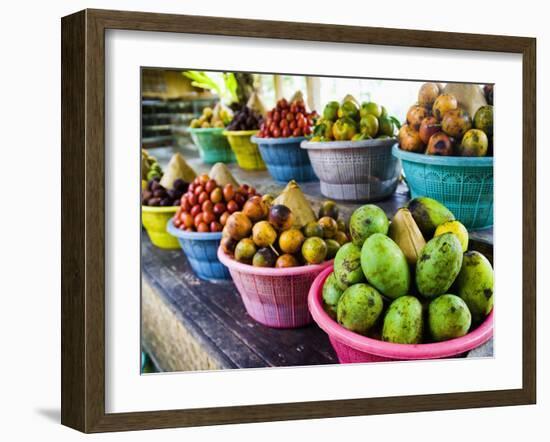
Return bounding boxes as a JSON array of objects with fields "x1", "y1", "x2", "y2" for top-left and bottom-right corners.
[{"x1": 142, "y1": 232, "x2": 338, "y2": 369}]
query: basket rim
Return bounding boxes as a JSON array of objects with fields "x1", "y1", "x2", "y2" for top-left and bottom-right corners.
[
  {"x1": 251, "y1": 135, "x2": 308, "y2": 145},
  {"x1": 392, "y1": 144, "x2": 494, "y2": 167},
  {"x1": 166, "y1": 218, "x2": 224, "y2": 240},
  {"x1": 218, "y1": 247, "x2": 333, "y2": 277},
  {"x1": 308, "y1": 266, "x2": 494, "y2": 360},
  {"x1": 188, "y1": 127, "x2": 226, "y2": 133},
  {"x1": 141, "y1": 205, "x2": 179, "y2": 213},
  {"x1": 222, "y1": 129, "x2": 259, "y2": 137},
  {"x1": 301, "y1": 138, "x2": 397, "y2": 150}
]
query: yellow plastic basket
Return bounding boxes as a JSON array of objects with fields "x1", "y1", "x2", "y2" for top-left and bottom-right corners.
[
  {"x1": 223, "y1": 130, "x2": 266, "y2": 170},
  {"x1": 141, "y1": 205, "x2": 180, "y2": 249}
]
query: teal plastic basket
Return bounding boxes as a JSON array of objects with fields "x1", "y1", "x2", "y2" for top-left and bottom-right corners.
[
  {"x1": 189, "y1": 127, "x2": 235, "y2": 164},
  {"x1": 392, "y1": 145, "x2": 493, "y2": 230}
]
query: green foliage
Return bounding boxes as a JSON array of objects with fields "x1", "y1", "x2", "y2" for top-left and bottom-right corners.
[{"x1": 183, "y1": 70, "x2": 239, "y2": 104}]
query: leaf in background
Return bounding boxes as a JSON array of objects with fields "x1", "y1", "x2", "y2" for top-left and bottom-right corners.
[
  {"x1": 390, "y1": 116, "x2": 402, "y2": 129},
  {"x1": 223, "y1": 73, "x2": 239, "y2": 104},
  {"x1": 182, "y1": 71, "x2": 221, "y2": 96}
]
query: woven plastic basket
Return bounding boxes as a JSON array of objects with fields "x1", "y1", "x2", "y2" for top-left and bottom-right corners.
[
  {"x1": 141, "y1": 206, "x2": 180, "y2": 249},
  {"x1": 218, "y1": 248, "x2": 332, "y2": 328},
  {"x1": 301, "y1": 138, "x2": 401, "y2": 202},
  {"x1": 392, "y1": 145, "x2": 493, "y2": 230},
  {"x1": 252, "y1": 135, "x2": 317, "y2": 183},
  {"x1": 223, "y1": 130, "x2": 266, "y2": 170},
  {"x1": 309, "y1": 266, "x2": 494, "y2": 363},
  {"x1": 188, "y1": 127, "x2": 235, "y2": 164},
  {"x1": 167, "y1": 219, "x2": 230, "y2": 281}
]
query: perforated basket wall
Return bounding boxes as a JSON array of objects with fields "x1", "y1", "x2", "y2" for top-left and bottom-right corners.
[
  {"x1": 167, "y1": 221, "x2": 230, "y2": 281},
  {"x1": 392, "y1": 146, "x2": 493, "y2": 230},
  {"x1": 301, "y1": 139, "x2": 401, "y2": 202},
  {"x1": 218, "y1": 249, "x2": 332, "y2": 329}
]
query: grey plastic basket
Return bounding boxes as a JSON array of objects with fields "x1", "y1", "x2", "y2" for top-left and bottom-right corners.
[{"x1": 301, "y1": 138, "x2": 401, "y2": 202}]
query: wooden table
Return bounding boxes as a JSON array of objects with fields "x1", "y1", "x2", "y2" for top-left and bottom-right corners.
[{"x1": 141, "y1": 146, "x2": 493, "y2": 372}]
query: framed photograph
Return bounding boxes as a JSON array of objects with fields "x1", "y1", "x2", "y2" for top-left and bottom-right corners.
[{"x1": 61, "y1": 9, "x2": 536, "y2": 433}]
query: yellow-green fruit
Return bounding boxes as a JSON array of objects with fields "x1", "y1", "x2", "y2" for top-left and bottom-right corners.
[
  {"x1": 473, "y1": 105, "x2": 493, "y2": 136},
  {"x1": 332, "y1": 117, "x2": 358, "y2": 141},
  {"x1": 349, "y1": 204, "x2": 389, "y2": 247},
  {"x1": 360, "y1": 102, "x2": 382, "y2": 119},
  {"x1": 325, "y1": 239, "x2": 341, "y2": 259},
  {"x1": 378, "y1": 116, "x2": 395, "y2": 137},
  {"x1": 234, "y1": 238, "x2": 257, "y2": 263},
  {"x1": 334, "y1": 230, "x2": 349, "y2": 246},
  {"x1": 360, "y1": 114, "x2": 379, "y2": 137},
  {"x1": 323, "y1": 101, "x2": 340, "y2": 121},
  {"x1": 459, "y1": 128, "x2": 489, "y2": 157},
  {"x1": 301, "y1": 237, "x2": 327, "y2": 264},
  {"x1": 382, "y1": 296, "x2": 424, "y2": 344},
  {"x1": 428, "y1": 294, "x2": 471, "y2": 342},
  {"x1": 435, "y1": 220, "x2": 469, "y2": 252},
  {"x1": 322, "y1": 272, "x2": 346, "y2": 319},
  {"x1": 416, "y1": 233, "x2": 463, "y2": 299},
  {"x1": 361, "y1": 233, "x2": 410, "y2": 299},
  {"x1": 455, "y1": 251, "x2": 494, "y2": 324},
  {"x1": 337, "y1": 100, "x2": 359, "y2": 120},
  {"x1": 337, "y1": 283, "x2": 384, "y2": 335},
  {"x1": 279, "y1": 229, "x2": 305, "y2": 254},
  {"x1": 407, "y1": 196, "x2": 455, "y2": 237},
  {"x1": 252, "y1": 220, "x2": 277, "y2": 247},
  {"x1": 303, "y1": 221, "x2": 323, "y2": 238},
  {"x1": 334, "y1": 242, "x2": 365, "y2": 289},
  {"x1": 318, "y1": 216, "x2": 338, "y2": 239}
]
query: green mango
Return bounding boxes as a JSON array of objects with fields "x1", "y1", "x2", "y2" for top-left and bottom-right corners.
[
  {"x1": 337, "y1": 283, "x2": 384, "y2": 335},
  {"x1": 323, "y1": 101, "x2": 340, "y2": 122},
  {"x1": 322, "y1": 272, "x2": 346, "y2": 319},
  {"x1": 334, "y1": 243, "x2": 365, "y2": 289},
  {"x1": 349, "y1": 204, "x2": 389, "y2": 247},
  {"x1": 361, "y1": 233, "x2": 410, "y2": 299},
  {"x1": 407, "y1": 197, "x2": 455, "y2": 237},
  {"x1": 382, "y1": 296, "x2": 423, "y2": 344},
  {"x1": 416, "y1": 233, "x2": 463, "y2": 298},
  {"x1": 428, "y1": 294, "x2": 471, "y2": 341},
  {"x1": 455, "y1": 251, "x2": 494, "y2": 324}
]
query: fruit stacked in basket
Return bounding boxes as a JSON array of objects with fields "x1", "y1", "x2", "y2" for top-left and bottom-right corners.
[
  {"x1": 397, "y1": 82, "x2": 493, "y2": 157},
  {"x1": 393, "y1": 83, "x2": 494, "y2": 229},
  {"x1": 167, "y1": 164, "x2": 259, "y2": 281},
  {"x1": 253, "y1": 95, "x2": 318, "y2": 182},
  {"x1": 218, "y1": 181, "x2": 350, "y2": 328},
  {"x1": 141, "y1": 152, "x2": 196, "y2": 249},
  {"x1": 309, "y1": 196, "x2": 494, "y2": 362}
]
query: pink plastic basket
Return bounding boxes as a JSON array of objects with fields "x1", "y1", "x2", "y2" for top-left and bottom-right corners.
[
  {"x1": 308, "y1": 266, "x2": 494, "y2": 363},
  {"x1": 218, "y1": 247, "x2": 333, "y2": 328}
]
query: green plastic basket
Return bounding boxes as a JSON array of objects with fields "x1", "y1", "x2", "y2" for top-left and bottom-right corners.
[
  {"x1": 392, "y1": 145, "x2": 493, "y2": 230},
  {"x1": 189, "y1": 127, "x2": 235, "y2": 164}
]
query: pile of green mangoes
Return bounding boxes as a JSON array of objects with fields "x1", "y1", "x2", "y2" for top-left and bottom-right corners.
[
  {"x1": 310, "y1": 95, "x2": 401, "y2": 142},
  {"x1": 322, "y1": 197, "x2": 494, "y2": 344}
]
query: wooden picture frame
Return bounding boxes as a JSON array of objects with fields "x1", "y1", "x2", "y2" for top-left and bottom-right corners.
[{"x1": 61, "y1": 8, "x2": 536, "y2": 433}]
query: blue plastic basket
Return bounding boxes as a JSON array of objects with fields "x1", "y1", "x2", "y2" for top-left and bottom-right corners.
[
  {"x1": 167, "y1": 219, "x2": 230, "y2": 281},
  {"x1": 189, "y1": 127, "x2": 235, "y2": 164},
  {"x1": 392, "y1": 145, "x2": 493, "y2": 230},
  {"x1": 252, "y1": 136, "x2": 317, "y2": 183}
]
